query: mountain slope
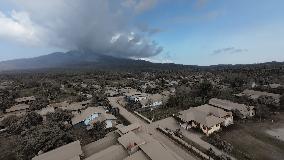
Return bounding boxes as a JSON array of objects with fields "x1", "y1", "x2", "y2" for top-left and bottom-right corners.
[{"x1": 0, "y1": 51, "x2": 157, "y2": 71}]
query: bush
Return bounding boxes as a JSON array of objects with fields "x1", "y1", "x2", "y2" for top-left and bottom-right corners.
[{"x1": 207, "y1": 134, "x2": 233, "y2": 153}]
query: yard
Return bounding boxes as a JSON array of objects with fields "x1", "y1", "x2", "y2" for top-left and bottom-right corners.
[
  {"x1": 139, "y1": 107, "x2": 179, "y2": 122},
  {"x1": 216, "y1": 113, "x2": 284, "y2": 160}
]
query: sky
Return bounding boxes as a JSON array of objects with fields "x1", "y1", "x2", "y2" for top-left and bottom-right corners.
[{"x1": 0, "y1": 0, "x2": 283, "y2": 65}]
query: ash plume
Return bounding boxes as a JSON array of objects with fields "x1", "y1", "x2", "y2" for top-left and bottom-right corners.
[{"x1": 3, "y1": 0, "x2": 162, "y2": 58}]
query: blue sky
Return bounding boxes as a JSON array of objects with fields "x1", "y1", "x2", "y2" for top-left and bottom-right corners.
[{"x1": 0, "y1": 0, "x2": 284, "y2": 65}]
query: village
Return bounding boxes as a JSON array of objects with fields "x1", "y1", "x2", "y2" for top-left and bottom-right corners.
[{"x1": 0, "y1": 70, "x2": 283, "y2": 160}]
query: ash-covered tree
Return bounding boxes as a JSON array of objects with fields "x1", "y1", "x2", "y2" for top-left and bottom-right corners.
[
  {"x1": 17, "y1": 122, "x2": 75, "y2": 160},
  {"x1": 255, "y1": 104, "x2": 270, "y2": 121},
  {"x1": 91, "y1": 91, "x2": 108, "y2": 106},
  {"x1": 7, "y1": 112, "x2": 43, "y2": 134},
  {"x1": 1, "y1": 115, "x2": 19, "y2": 128},
  {"x1": 280, "y1": 94, "x2": 284, "y2": 110},
  {"x1": 88, "y1": 121, "x2": 107, "y2": 140},
  {"x1": 207, "y1": 133, "x2": 233, "y2": 153},
  {"x1": 257, "y1": 95, "x2": 279, "y2": 110},
  {"x1": 125, "y1": 101, "x2": 142, "y2": 112},
  {"x1": 29, "y1": 97, "x2": 49, "y2": 111},
  {"x1": 0, "y1": 89, "x2": 18, "y2": 113},
  {"x1": 46, "y1": 108, "x2": 73, "y2": 123}
]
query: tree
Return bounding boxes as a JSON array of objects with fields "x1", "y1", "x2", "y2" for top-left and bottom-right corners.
[
  {"x1": 257, "y1": 95, "x2": 279, "y2": 110},
  {"x1": 1, "y1": 115, "x2": 19, "y2": 128},
  {"x1": 29, "y1": 97, "x2": 49, "y2": 111},
  {"x1": 17, "y1": 122, "x2": 75, "y2": 160},
  {"x1": 207, "y1": 134, "x2": 233, "y2": 153},
  {"x1": 280, "y1": 94, "x2": 284, "y2": 110},
  {"x1": 88, "y1": 121, "x2": 107, "y2": 140},
  {"x1": 255, "y1": 104, "x2": 270, "y2": 120},
  {"x1": 7, "y1": 112, "x2": 43, "y2": 134},
  {"x1": 46, "y1": 109, "x2": 73, "y2": 123},
  {"x1": 125, "y1": 101, "x2": 142, "y2": 112}
]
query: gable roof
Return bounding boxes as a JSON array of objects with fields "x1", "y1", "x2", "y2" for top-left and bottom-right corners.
[
  {"x1": 139, "y1": 141, "x2": 181, "y2": 160},
  {"x1": 117, "y1": 123, "x2": 141, "y2": 134},
  {"x1": 123, "y1": 150, "x2": 150, "y2": 160},
  {"x1": 32, "y1": 140, "x2": 82, "y2": 160},
  {"x1": 237, "y1": 89, "x2": 281, "y2": 100},
  {"x1": 179, "y1": 108, "x2": 225, "y2": 127},
  {"x1": 15, "y1": 96, "x2": 36, "y2": 103},
  {"x1": 118, "y1": 131, "x2": 145, "y2": 150},
  {"x1": 5, "y1": 104, "x2": 30, "y2": 113},
  {"x1": 84, "y1": 145, "x2": 128, "y2": 160},
  {"x1": 195, "y1": 104, "x2": 230, "y2": 118},
  {"x1": 209, "y1": 98, "x2": 254, "y2": 112},
  {"x1": 71, "y1": 107, "x2": 116, "y2": 125}
]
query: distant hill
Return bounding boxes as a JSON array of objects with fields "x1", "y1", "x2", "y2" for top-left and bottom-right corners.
[
  {"x1": 0, "y1": 51, "x2": 157, "y2": 71},
  {"x1": 0, "y1": 50, "x2": 283, "y2": 72}
]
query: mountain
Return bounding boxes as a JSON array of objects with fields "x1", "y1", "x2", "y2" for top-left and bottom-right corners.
[
  {"x1": 0, "y1": 51, "x2": 159, "y2": 71},
  {"x1": 0, "y1": 50, "x2": 283, "y2": 72}
]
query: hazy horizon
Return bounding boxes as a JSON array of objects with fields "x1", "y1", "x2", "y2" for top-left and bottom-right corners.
[{"x1": 0, "y1": 0, "x2": 284, "y2": 65}]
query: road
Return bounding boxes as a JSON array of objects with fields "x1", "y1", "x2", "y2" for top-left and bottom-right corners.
[{"x1": 108, "y1": 96, "x2": 199, "y2": 160}]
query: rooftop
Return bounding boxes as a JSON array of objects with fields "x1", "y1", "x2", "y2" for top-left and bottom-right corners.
[
  {"x1": 5, "y1": 104, "x2": 30, "y2": 113},
  {"x1": 118, "y1": 131, "x2": 145, "y2": 150},
  {"x1": 123, "y1": 150, "x2": 150, "y2": 160},
  {"x1": 15, "y1": 96, "x2": 36, "y2": 103},
  {"x1": 72, "y1": 107, "x2": 116, "y2": 125},
  {"x1": 84, "y1": 145, "x2": 128, "y2": 160},
  {"x1": 209, "y1": 98, "x2": 254, "y2": 112},
  {"x1": 179, "y1": 108, "x2": 225, "y2": 127},
  {"x1": 236, "y1": 89, "x2": 281, "y2": 100},
  {"x1": 117, "y1": 123, "x2": 141, "y2": 135},
  {"x1": 139, "y1": 141, "x2": 181, "y2": 160},
  {"x1": 32, "y1": 140, "x2": 83, "y2": 160}
]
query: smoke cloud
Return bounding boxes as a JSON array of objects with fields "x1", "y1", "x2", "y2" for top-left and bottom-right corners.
[{"x1": 1, "y1": 0, "x2": 163, "y2": 58}]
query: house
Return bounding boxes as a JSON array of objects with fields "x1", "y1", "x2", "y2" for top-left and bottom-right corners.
[
  {"x1": 84, "y1": 145, "x2": 129, "y2": 160},
  {"x1": 51, "y1": 100, "x2": 90, "y2": 113},
  {"x1": 140, "y1": 81, "x2": 157, "y2": 92},
  {"x1": 5, "y1": 104, "x2": 30, "y2": 116},
  {"x1": 209, "y1": 98, "x2": 255, "y2": 119},
  {"x1": 139, "y1": 140, "x2": 182, "y2": 160},
  {"x1": 119, "y1": 87, "x2": 138, "y2": 95},
  {"x1": 15, "y1": 96, "x2": 36, "y2": 104},
  {"x1": 236, "y1": 89, "x2": 281, "y2": 104},
  {"x1": 178, "y1": 104, "x2": 233, "y2": 135},
  {"x1": 82, "y1": 123, "x2": 182, "y2": 160},
  {"x1": 117, "y1": 123, "x2": 142, "y2": 135},
  {"x1": 71, "y1": 107, "x2": 117, "y2": 129},
  {"x1": 36, "y1": 106, "x2": 55, "y2": 119},
  {"x1": 268, "y1": 83, "x2": 282, "y2": 89},
  {"x1": 118, "y1": 131, "x2": 145, "y2": 154},
  {"x1": 125, "y1": 92, "x2": 148, "y2": 102},
  {"x1": 105, "y1": 87, "x2": 119, "y2": 97},
  {"x1": 32, "y1": 140, "x2": 83, "y2": 160},
  {"x1": 139, "y1": 94, "x2": 163, "y2": 108}
]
